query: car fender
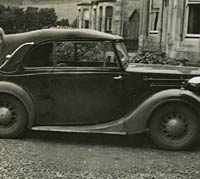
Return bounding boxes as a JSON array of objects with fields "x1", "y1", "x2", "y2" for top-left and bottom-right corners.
[
  {"x1": 123, "y1": 89, "x2": 200, "y2": 134},
  {"x1": 0, "y1": 81, "x2": 35, "y2": 128}
]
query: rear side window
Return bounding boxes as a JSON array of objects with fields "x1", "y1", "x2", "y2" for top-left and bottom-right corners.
[{"x1": 24, "y1": 42, "x2": 53, "y2": 68}]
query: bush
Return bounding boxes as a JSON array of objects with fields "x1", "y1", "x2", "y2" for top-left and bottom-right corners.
[{"x1": 131, "y1": 52, "x2": 200, "y2": 67}]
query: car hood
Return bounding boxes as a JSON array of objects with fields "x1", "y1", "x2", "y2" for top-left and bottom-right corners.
[{"x1": 126, "y1": 63, "x2": 200, "y2": 75}]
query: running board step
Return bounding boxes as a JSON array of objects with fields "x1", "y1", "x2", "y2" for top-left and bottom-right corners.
[{"x1": 31, "y1": 126, "x2": 126, "y2": 135}]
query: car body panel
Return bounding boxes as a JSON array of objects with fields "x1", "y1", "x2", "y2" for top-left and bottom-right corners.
[
  {"x1": 50, "y1": 69, "x2": 129, "y2": 125},
  {"x1": 127, "y1": 63, "x2": 200, "y2": 75},
  {"x1": 123, "y1": 89, "x2": 200, "y2": 134}
]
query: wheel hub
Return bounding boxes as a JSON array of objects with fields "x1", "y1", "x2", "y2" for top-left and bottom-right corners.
[
  {"x1": 0, "y1": 107, "x2": 12, "y2": 125},
  {"x1": 162, "y1": 114, "x2": 187, "y2": 138}
]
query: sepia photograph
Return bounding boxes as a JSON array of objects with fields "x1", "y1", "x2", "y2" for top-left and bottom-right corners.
[{"x1": 0, "y1": 0, "x2": 200, "y2": 178}]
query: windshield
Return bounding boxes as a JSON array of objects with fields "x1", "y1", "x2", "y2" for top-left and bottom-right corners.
[{"x1": 115, "y1": 42, "x2": 129, "y2": 68}]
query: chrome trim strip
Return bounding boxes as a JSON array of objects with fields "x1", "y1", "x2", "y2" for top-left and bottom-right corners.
[
  {"x1": 31, "y1": 126, "x2": 126, "y2": 135},
  {"x1": 0, "y1": 59, "x2": 9, "y2": 69},
  {"x1": 6, "y1": 42, "x2": 34, "y2": 59}
]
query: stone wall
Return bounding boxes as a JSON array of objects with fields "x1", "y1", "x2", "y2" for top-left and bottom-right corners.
[{"x1": 139, "y1": 0, "x2": 200, "y2": 61}]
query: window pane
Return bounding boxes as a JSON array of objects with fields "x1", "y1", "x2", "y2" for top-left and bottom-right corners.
[
  {"x1": 106, "y1": 6, "x2": 113, "y2": 18},
  {"x1": 150, "y1": 12, "x2": 159, "y2": 31},
  {"x1": 55, "y1": 41, "x2": 118, "y2": 68},
  {"x1": 187, "y1": 4, "x2": 200, "y2": 34},
  {"x1": 151, "y1": 0, "x2": 162, "y2": 10},
  {"x1": 76, "y1": 42, "x2": 104, "y2": 62},
  {"x1": 55, "y1": 42, "x2": 74, "y2": 63},
  {"x1": 105, "y1": 6, "x2": 113, "y2": 32},
  {"x1": 24, "y1": 43, "x2": 53, "y2": 67},
  {"x1": 83, "y1": 9, "x2": 89, "y2": 20},
  {"x1": 99, "y1": 7, "x2": 103, "y2": 31},
  {"x1": 83, "y1": 9, "x2": 90, "y2": 29},
  {"x1": 93, "y1": 9, "x2": 97, "y2": 29},
  {"x1": 149, "y1": 0, "x2": 161, "y2": 33}
]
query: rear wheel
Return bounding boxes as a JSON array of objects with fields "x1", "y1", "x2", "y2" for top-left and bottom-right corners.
[
  {"x1": 0, "y1": 94, "x2": 27, "y2": 138},
  {"x1": 149, "y1": 103, "x2": 199, "y2": 150}
]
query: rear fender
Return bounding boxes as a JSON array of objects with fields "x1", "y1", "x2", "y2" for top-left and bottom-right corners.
[
  {"x1": 0, "y1": 81, "x2": 35, "y2": 128},
  {"x1": 123, "y1": 89, "x2": 200, "y2": 134}
]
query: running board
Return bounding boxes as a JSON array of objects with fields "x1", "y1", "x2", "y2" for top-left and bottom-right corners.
[{"x1": 31, "y1": 126, "x2": 126, "y2": 135}]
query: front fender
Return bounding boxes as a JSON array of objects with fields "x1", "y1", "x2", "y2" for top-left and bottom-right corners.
[
  {"x1": 0, "y1": 81, "x2": 35, "y2": 128},
  {"x1": 123, "y1": 89, "x2": 200, "y2": 134}
]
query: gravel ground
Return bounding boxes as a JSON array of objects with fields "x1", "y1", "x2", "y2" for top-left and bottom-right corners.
[{"x1": 0, "y1": 131, "x2": 200, "y2": 179}]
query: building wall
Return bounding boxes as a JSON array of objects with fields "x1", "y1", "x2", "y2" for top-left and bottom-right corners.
[
  {"x1": 139, "y1": 0, "x2": 200, "y2": 61},
  {"x1": 77, "y1": 0, "x2": 140, "y2": 51},
  {"x1": 78, "y1": 0, "x2": 122, "y2": 35},
  {"x1": 122, "y1": 0, "x2": 140, "y2": 37}
]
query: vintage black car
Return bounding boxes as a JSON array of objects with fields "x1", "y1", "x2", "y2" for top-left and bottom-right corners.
[{"x1": 0, "y1": 28, "x2": 200, "y2": 150}]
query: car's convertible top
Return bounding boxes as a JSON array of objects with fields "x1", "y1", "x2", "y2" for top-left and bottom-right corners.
[{"x1": 0, "y1": 28, "x2": 123, "y2": 62}]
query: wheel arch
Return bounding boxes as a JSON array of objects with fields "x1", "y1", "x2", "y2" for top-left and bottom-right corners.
[
  {"x1": 146, "y1": 99, "x2": 200, "y2": 129},
  {"x1": 0, "y1": 81, "x2": 36, "y2": 128},
  {"x1": 123, "y1": 89, "x2": 200, "y2": 134}
]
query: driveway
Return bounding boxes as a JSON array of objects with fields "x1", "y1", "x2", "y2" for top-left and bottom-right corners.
[{"x1": 0, "y1": 131, "x2": 200, "y2": 179}]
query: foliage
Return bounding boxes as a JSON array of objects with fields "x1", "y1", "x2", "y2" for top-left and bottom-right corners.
[
  {"x1": 55, "y1": 42, "x2": 108, "y2": 63},
  {"x1": 131, "y1": 52, "x2": 200, "y2": 67},
  {"x1": 56, "y1": 19, "x2": 69, "y2": 27},
  {"x1": 0, "y1": 4, "x2": 59, "y2": 33}
]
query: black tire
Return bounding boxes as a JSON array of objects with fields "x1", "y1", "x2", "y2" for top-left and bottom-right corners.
[
  {"x1": 149, "y1": 103, "x2": 199, "y2": 150},
  {"x1": 0, "y1": 94, "x2": 27, "y2": 138}
]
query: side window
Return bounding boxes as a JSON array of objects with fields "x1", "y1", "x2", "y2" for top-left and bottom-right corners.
[
  {"x1": 55, "y1": 41, "x2": 118, "y2": 68},
  {"x1": 24, "y1": 42, "x2": 53, "y2": 68}
]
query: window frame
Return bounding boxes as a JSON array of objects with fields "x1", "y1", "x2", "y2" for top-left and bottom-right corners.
[
  {"x1": 184, "y1": 0, "x2": 200, "y2": 38},
  {"x1": 105, "y1": 6, "x2": 113, "y2": 33},
  {"x1": 82, "y1": 8, "x2": 90, "y2": 29},
  {"x1": 22, "y1": 40, "x2": 122, "y2": 70},
  {"x1": 54, "y1": 40, "x2": 121, "y2": 69},
  {"x1": 99, "y1": 6, "x2": 103, "y2": 31},
  {"x1": 148, "y1": 0, "x2": 162, "y2": 35},
  {"x1": 23, "y1": 41, "x2": 54, "y2": 70}
]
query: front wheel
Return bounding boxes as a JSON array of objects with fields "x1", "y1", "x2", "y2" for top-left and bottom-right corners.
[
  {"x1": 0, "y1": 94, "x2": 27, "y2": 138},
  {"x1": 149, "y1": 103, "x2": 199, "y2": 150}
]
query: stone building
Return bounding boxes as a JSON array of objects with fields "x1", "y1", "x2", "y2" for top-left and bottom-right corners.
[
  {"x1": 139, "y1": 0, "x2": 200, "y2": 61},
  {"x1": 77, "y1": 0, "x2": 140, "y2": 51}
]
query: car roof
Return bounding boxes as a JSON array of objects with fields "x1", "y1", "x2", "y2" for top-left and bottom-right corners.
[
  {"x1": 4, "y1": 28, "x2": 123, "y2": 44},
  {"x1": 0, "y1": 28, "x2": 123, "y2": 63}
]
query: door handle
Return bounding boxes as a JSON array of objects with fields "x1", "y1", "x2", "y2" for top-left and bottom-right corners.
[{"x1": 113, "y1": 75, "x2": 122, "y2": 80}]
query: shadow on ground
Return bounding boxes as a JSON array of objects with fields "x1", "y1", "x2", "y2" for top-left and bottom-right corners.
[
  {"x1": 24, "y1": 130, "x2": 200, "y2": 151},
  {"x1": 25, "y1": 130, "x2": 155, "y2": 149}
]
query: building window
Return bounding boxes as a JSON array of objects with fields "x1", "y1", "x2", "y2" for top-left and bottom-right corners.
[
  {"x1": 99, "y1": 6, "x2": 103, "y2": 31},
  {"x1": 78, "y1": 9, "x2": 81, "y2": 28},
  {"x1": 149, "y1": 0, "x2": 162, "y2": 34},
  {"x1": 105, "y1": 6, "x2": 113, "y2": 33},
  {"x1": 186, "y1": 0, "x2": 200, "y2": 37},
  {"x1": 83, "y1": 9, "x2": 90, "y2": 29},
  {"x1": 93, "y1": 8, "x2": 97, "y2": 30}
]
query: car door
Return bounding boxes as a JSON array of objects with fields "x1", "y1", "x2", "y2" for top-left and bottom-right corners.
[
  {"x1": 21, "y1": 42, "x2": 55, "y2": 125},
  {"x1": 50, "y1": 40, "x2": 129, "y2": 125}
]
